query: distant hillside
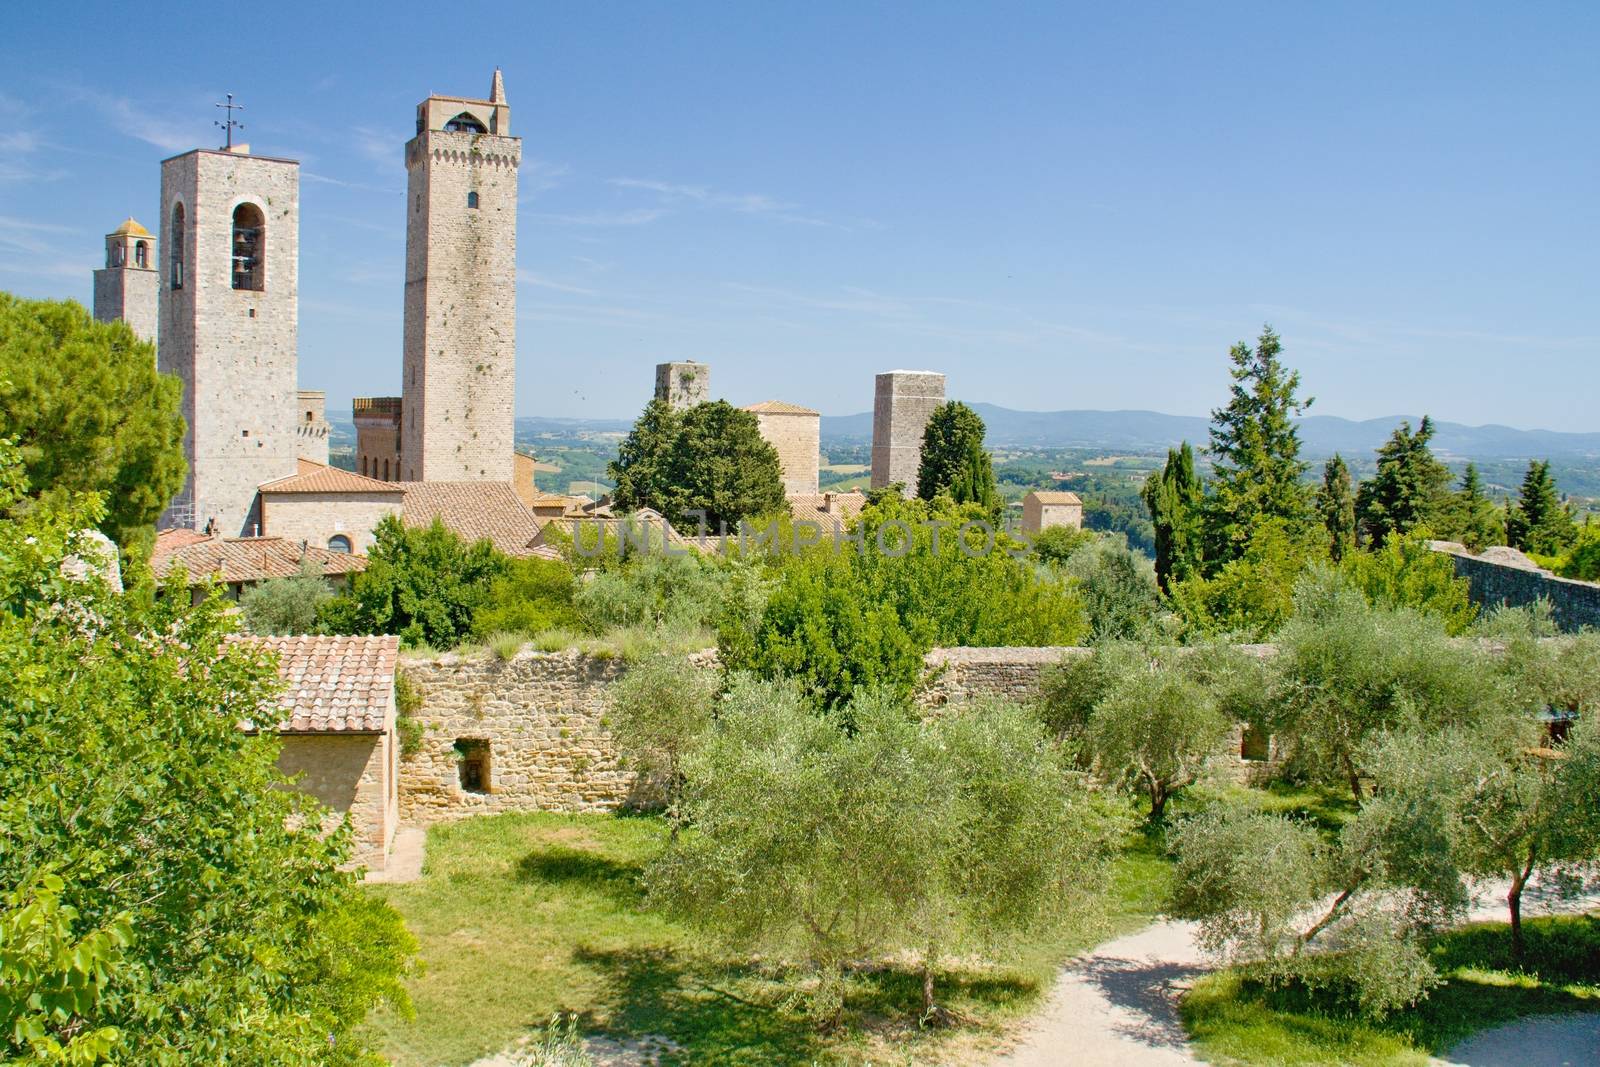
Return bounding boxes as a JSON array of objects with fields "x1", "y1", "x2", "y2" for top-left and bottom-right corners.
[{"x1": 822, "y1": 405, "x2": 1600, "y2": 460}]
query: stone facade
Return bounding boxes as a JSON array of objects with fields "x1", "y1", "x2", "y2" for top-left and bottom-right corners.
[
  {"x1": 1439, "y1": 546, "x2": 1600, "y2": 632},
  {"x1": 158, "y1": 147, "x2": 301, "y2": 536},
  {"x1": 401, "y1": 72, "x2": 519, "y2": 483},
  {"x1": 1021, "y1": 491, "x2": 1084, "y2": 534},
  {"x1": 870, "y1": 370, "x2": 946, "y2": 495},
  {"x1": 92, "y1": 219, "x2": 158, "y2": 343},
  {"x1": 654, "y1": 361, "x2": 711, "y2": 410},
  {"x1": 259, "y1": 487, "x2": 404, "y2": 554},
  {"x1": 353, "y1": 396, "x2": 403, "y2": 480},
  {"x1": 278, "y1": 731, "x2": 398, "y2": 870},
  {"x1": 295, "y1": 390, "x2": 329, "y2": 465},
  {"x1": 745, "y1": 401, "x2": 820, "y2": 495}
]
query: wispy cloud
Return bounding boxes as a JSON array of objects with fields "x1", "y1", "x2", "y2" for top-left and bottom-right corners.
[
  {"x1": 350, "y1": 126, "x2": 403, "y2": 170},
  {"x1": 70, "y1": 87, "x2": 194, "y2": 151},
  {"x1": 517, "y1": 270, "x2": 597, "y2": 296},
  {"x1": 527, "y1": 208, "x2": 666, "y2": 227},
  {"x1": 607, "y1": 177, "x2": 851, "y2": 228},
  {"x1": 302, "y1": 171, "x2": 404, "y2": 196}
]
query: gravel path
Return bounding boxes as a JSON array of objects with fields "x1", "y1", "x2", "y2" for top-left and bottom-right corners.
[{"x1": 1438, "y1": 1013, "x2": 1600, "y2": 1066}]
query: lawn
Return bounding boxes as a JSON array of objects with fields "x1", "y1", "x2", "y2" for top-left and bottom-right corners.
[
  {"x1": 362, "y1": 811, "x2": 1172, "y2": 1066},
  {"x1": 1181, "y1": 914, "x2": 1600, "y2": 1066}
]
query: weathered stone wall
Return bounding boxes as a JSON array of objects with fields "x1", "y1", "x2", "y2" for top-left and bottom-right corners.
[
  {"x1": 753, "y1": 409, "x2": 820, "y2": 495},
  {"x1": 92, "y1": 248, "x2": 158, "y2": 343},
  {"x1": 295, "y1": 390, "x2": 330, "y2": 466},
  {"x1": 259, "y1": 488, "x2": 404, "y2": 553},
  {"x1": 278, "y1": 728, "x2": 397, "y2": 870},
  {"x1": 1446, "y1": 551, "x2": 1600, "y2": 632},
  {"x1": 870, "y1": 370, "x2": 946, "y2": 494},
  {"x1": 654, "y1": 361, "x2": 711, "y2": 410},
  {"x1": 918, "y1": 646, "x2": 1090, "y2": 707}
]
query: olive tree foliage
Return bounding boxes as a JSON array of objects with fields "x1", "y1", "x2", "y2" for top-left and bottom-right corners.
[
  {"x1": 239, "y1": 557, "x2": 334, "y2": 635},
  {"x1": 0, "y1": 293, "x2": 186, "y2": 551},
  {"x1": 647, "y1": 677, "x2": 1126, "y2": 1028},
  {"x1": 0, "y1": 442, "x2": 414, "y2": 1064},
  {"x1": 604, "y1": 654, "x2": 721, "y2": 837},
  {"x1": 1056, "y1": 533, "x2": 1161, "y2": 642}
]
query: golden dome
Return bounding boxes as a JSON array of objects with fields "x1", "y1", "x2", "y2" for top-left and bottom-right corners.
[{"x1": 109, "y1": 217, "x2": 150, "y2": 237}]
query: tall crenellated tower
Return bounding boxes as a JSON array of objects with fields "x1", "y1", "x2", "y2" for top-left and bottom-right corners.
[
  {"x1": 92, "y1": 218, "x2": 159, "y2": 343},
  {"x1": 401, "y1": 69, "x2": 520, "y2": 482},
  {"x1": 157, "y1": 142, "x2": 300, "y2": 535}
]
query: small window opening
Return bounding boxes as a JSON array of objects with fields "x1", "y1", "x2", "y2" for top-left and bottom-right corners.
[
  {"x1": 327, "y1": 534, "x2": 352, "y2": 554},
  {"x1": 361, "y1": 456, "x2": 368, "y2": 476},
  {"x1": 305, "y1": 410, "x2": 314, "y2": 423},
  {"x1": 1240, "y1": 725, "x2": 1271, "y2": 762},
  {"x1": 134, "y1": 240, "x2": 148, "y2": 268},
  {"x1": 382, "y1": 458, "x2": 390, "y2": 480},
  {"x1": 444, "y1": 111, "x2": 488, "y2": 134},
  {"x1": 231, "y1": 203, "x2": 265, "y2": 291},
  {"x1": 241, "y1": 429, "x2": 250, "y2": 438},
  {"x1": 170, "y1": 203, "x2": 185, "y2": 290},
  {"x1": 109, "y1": 244, "x2": 124, "y2": 268},
  {"x1": 455, "y1": 739, "x2": 491, "y2": 793},
  {"x1": 467, "y1": 191, "x2": 479, "y2": 209}
]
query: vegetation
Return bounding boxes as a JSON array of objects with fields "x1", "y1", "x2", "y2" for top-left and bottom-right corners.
[
  {"x1": 1142, "y1": 442, "x2": 1204, "y2": 592},
  {"x1": 1439, "y1": 462, "x2": 1505, "y2": 551},
  {"x1": 0, "y1": 293, "x2": 186, "y2": 551},
  {"x1": 1317, "y1": 453, "x2": 1357, "y2": 563},
  {"x1": 609, "y1": 398, "x2": 786, "y2": 528},
  {"x1": 239, "y1": 557, "x2": 335, "y2": 635},
  {"x1": 0, "y1": 443, "x2": 413, "y2": 1064},
  {"x1": 604, "y1": 654, "x2": 721, "y2": 837},
  {"x1": 1355, "y1": 417, "x2": 1452, "y2": 547},
  {"x1": 1507, "y1": 459, "x2": 1577, "y2": 556},
  {"x1": 471, "y1": 555, "x2": 581, "y2": 639},
  {"x1": 916, "y1": 400, "x2": 999, "y2": 513}
]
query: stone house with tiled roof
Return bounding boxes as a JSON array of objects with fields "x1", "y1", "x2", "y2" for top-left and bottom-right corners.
[
  {"x1": 1021, "y1": 490, "x2": 1083, "y2": 534},
  {"x1": 247, "y1": 634, "x2": 400, "y2": 871},
  {"x1": 743, "y1": 399, "x2": 820, "y2": 495},
  {"x1": 257, "y1": 460, "x2": 405, "y2": 554},
  {"x1": 400, "y1": 482, "x2": 543, "y2": 557},
  {"x1": 788, "y1": 490, "x2": 868, "y2": 535},
  {"x1": 152, "y1": 529, "x2": 367, "y2": 602}
]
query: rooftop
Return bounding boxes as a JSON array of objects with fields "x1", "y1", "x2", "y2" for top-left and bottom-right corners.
[
  {"x1": 109, "y1": 217, "x2": 149, "y2": 237},
  {"x1": 246, "y1": 634, "x2": 398, "y2": 734},
  {"x1": 402, "y1": 481, "x2": 542, "y2": 557},
  {"x1": 259, "y1": 459, "x2": 401, "y2": 495},
  {"x1": 152, "y1": 531, "x2": 367, "y2": 584},
  {"x1": 743, "y1": 400, "x2": 821, "y2": 416},
  {"x1": 1026, "y1": 491, "x2": 1083, "y2": 505}
]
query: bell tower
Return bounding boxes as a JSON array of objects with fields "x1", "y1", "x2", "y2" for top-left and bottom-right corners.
[
  {"x1": 92, "y1": 218, "x2": 159, "y2": 343},
  {"x1": 400, "y1": 68, "x2": 520, "y2": 482}
]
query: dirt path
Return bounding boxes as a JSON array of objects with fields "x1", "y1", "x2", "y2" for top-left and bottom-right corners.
[{"x1": 1438, "y1": 1013, "x2": 1600, "y2": 1066}]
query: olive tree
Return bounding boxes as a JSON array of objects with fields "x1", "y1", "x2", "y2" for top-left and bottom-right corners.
[{"x1": 604, "y1": 653, "x2": 720, "y2": 837}]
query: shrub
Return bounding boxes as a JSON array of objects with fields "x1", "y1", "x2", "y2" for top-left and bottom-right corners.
[
  {"x1": 472, "y1": 556, "x2": 580, "y2": 639},
  {"x1": 605, "y1": 654, "x2": 720, "y2": 832},
  {"x1": 1338, "y1": 533, "x2": 1476, "y2": 635},
  {"x1": 239, "y1": 558, "x2": 333, "y2": 635}
]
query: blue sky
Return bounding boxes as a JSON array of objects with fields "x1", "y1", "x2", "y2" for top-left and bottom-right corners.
[{"x1": 2, "y1": 2, "x2": 1596, "y2": 429}]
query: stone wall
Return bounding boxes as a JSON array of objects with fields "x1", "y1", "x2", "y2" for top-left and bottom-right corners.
[
  {"x1": 751, "y1": 408, "x2": 820, "y2": 495},
  {"x1": 870, "y1": 370, "x2": 946, "y2": 494},
  {"x1": 918, "y1": 646, "x2": 1090, "y2": 707},
  {"x1": 655, "y1": 361, "x2": 711, "y2": 410},
  {"x1": 259, "y1": 488, "x2": 404, "y2": 554},
  {"x1": 1443, "y1": 550, "x2": 1600, "y2": 632},
  {"x1": 278, "y1": 728, "x2": 398, "y2": 870}
]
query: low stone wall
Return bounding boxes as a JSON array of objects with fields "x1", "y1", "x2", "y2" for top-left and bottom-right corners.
[
  {"x1": 918, "y1": 646, "x2": 1091, "y2": 707},
  {"x1": 1445, "y1": 551, "x2": 1600, "y2": 632}
]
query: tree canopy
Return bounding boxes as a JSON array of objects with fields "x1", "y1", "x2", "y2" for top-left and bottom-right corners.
[
  {"x1": 916, "y1": 401, "x2": 998, "y2": 513},
  {"x1": 609, "y1": 399, "x2": 787, "y2": 529},
  {"x1": 1142, "y1": 442, "x2": 1205, "y2": 593},
  {"x1": 1354, "y1": 417, "x2": 1452, "y2": 547},
  {"x1": 1316, "y1": 454, "x2": 1357, "y2": 562},
  {"x1": 1506, "y1": 459, "x2": 1576, "y2": 556},
  {"x1": 0, "y1": 293, "x2": 186, "y2": 551}
]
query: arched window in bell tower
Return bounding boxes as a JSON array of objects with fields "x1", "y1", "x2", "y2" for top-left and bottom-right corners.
[
  {"x1": 134, "y1": 240, "x2": 148, "y2": 269},
  {"x1": 231, "y1": 204, "x2": 265, "y2": 291},
  {"x1": 169, "y1": 204, "x2": 185, "y2": 290}
]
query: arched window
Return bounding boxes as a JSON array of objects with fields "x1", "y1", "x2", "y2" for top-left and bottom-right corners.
[
  {"x1": 231, "y1": 203, "x2": 265, "y2": 291},
  {"x1": 467, "y1": 191, "x2": 479, "y2": 210},
  {"x1": 328, "y1": 534, "x2": 353, "y2": 554},
  {"x1": 361, "y1": 456, "x2": 368, "y2": 476},
  {"x1": 444, "y1": 111, "x2": 488, "y2": 133},
  {"x1": 169, "y1": 204, "x2": 185, "y2": 290},
  {"x1": 109, "y1": 244, "x2": 124, "y2": 268},
  {"x1": 382, "y1": 458, "x2": 390, "y2": 480},
  {"x1": 134, "y1": 240, "x2": 148, "y2": 268}
]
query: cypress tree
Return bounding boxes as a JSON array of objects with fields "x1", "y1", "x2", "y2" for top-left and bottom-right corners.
[
  {"x1": 1507, "y1": 460, "x2": 1576, "y2": 556},
  {"x1": 1142, "y1": 442, "x2": 1205, "y2": 594},
  {"x1": 1317, "y1": 454, "x2": 1357, "y2": 562}
]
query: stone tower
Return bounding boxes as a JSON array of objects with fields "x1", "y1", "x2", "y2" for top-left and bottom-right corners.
[
  {"x1": 654, "y1": 361, "x2": 710, "y2": 410},
  {"x1": 92, "y1": 218, "x2": 158, "y2": 343},
  {"x1": 870, "y1": 370, "x2": 946, "y2": 495},
  {"x1": 401, "y1": 69, "x2": 520, "y2": 482},
  {"x1": 157, "y1": 143, "x2": 300, "y2": 536}
]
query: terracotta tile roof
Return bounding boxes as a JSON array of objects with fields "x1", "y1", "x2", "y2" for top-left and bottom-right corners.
[
  {"x1": 788, "y1": 491, "x2": 868, "y2": 524},
  {"x1": 259, "y1": 458, "x2": 401, "y2": 495},
  {"x1": 743, "y1": 399, "x2": 820, "y2": 416},
  {"x1": 402, "y1": 481, "x2": 542, "y2": 557},
  {"x1": 531, "y1": 509, "x2": 692, "y2": 553},
  {"x1": 1026, "y1": 491, "x2": 1083, "y2": 505},
  {"x1": 152, "y1": 531, "x2": 367, "y2": 584},
  {"x1": 246, "y1": 635, "x2": 398, "y2": 734}
]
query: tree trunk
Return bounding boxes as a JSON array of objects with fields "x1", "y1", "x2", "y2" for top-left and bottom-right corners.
[
  {"x1": 1344, "y1": 756, "x2": 1364, "y2": 803},
  {"x1": 1508, "y1": 871, "x2": 1526, "y2": 962},
  {"x1": 922, "y1": 958, "x2": 936, "y2": 1018},
  {"x1": 1149, "y1": 785, "x2": 1168, "y2": 823}
]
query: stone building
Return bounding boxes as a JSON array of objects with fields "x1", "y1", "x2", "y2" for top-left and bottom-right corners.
[
  {"x1": 401, "y1": 70, "x2": 520, "y2": 482},
  {"x1": 870, "y1": 370, "x2": 946, "y2": 495},
  {"x1": 257, "y1": 460, "x2": 404, "y2": 554},
  {"x1": 295, "y1": 390, "x2": 329, "y2": 465},
  {"x1": 151, "y1": 527, "x2": 366, "y2": 602},
  {"x1": 92, "y1": 218, "x2": 158, "y2": 342},
  {"x1": 353, "y1": 396, "x2": 403, "y2": 480},
  {"x1": 1021, "y1": 490, "x2": 1083, "y2": 534},
  {"x1": 654, "y1": 361, "x2": 710, "y2": 410},
  {"x1": 158, "y1": 143, "x2": 301, "y2": 536},
  {"x1": 744, "y1": 399, "x2": 820, "y2": 495}
]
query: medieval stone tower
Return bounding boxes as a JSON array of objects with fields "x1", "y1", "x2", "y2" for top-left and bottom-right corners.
[
  {"x1": 870, "y1": 370, "x2": 946, "y2": 495},
  {"x1": 157, "y1": 144, "x2": 300, "y2": 535},
  {"x1": 92, "y1": 218, "x2": 159, "y2": 342},
  {"x1": 654, "y1": 361, "x2": 710, "y2": 410},
  {"x1": 401, "y1": 69, "x2": 520, "y2": 482}
]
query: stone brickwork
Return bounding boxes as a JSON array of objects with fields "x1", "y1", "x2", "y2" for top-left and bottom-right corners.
[
  {"x1": 1441, "y1": 547, "x2": 1600, "y2": 632},
  {"x1": 295, "y1": 390, "x2": 329, "y2": 465},
  {"x1": 401, "y1": 74, "x2": 520, "y2": 483},
  {"x1": 746, "y1": 401, "x2": 820, "y2": 495},
  {"x1": 92, "y1": 221, "x2": 158, "y2": 342},
  {"x1": 158, "y1": 147, "x2": 301, "y2": 536},
  {"x1": 278, "y1": 731, "x2": 398, "y2": 870},
  {"x1": 870, "y1": 370, "x2": 946, "y2": 495},
  {"x1": 1021, "y1": 492, "x2": 1084, "y2": 534},
  {"x1": 353, "y1": 396, "x2": 403, "y2": 480},
  {"x1": 654, "y1": 361, "x2": 711, "y2": 410},
  {"x1": 258, "y1": 488, "x2": 404, "y2": 554}
]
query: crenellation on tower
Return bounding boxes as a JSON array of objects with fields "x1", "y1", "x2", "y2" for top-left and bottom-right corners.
[
  {"x1": 93, "y1": 217, "x2": 159, "y2": 343},
  {"x1": 401, "y1": 69, "x2": 520, "y2": 482}
]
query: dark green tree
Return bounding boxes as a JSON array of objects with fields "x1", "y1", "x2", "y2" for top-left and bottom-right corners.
[
  {"x1": 319, "y1": 515, "x2": 506, "y2": 649},
  {"x1": 917, "y1": 401, "x2": 998, "y2": 512},
  {"x1": 1316, "y1": 454, "x2": 1358, "y2": 562},
  {"x1": 1141, "y1": 442, "x2": 1204, "y2": 594},
  {"x1": 1439, "y1": 463, "x2": 1505, "y2": 551},
  {"x1": 1354, "y1": 416, "x2": 1452, "y2": 547},
  {"x1": 1203, "y1": 326, "x2": 1313, "y2": 567},
  {"x1": 1506, "y1": 460, "x2": 1576, "y2": 556},
  {"x1": 0, "y1": 292, "x2": 186, "y2": 551},
  {"x1": 609, "y1": 399, "x2": 785, "y2": 529}
]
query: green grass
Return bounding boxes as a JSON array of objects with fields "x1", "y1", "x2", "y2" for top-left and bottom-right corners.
[
  {"x1": 363, "y1": 812, "x2": 1174, "y2": 1066},
  {"x1": 1181, "y1": 914, "x2": 1600, "y2": 1066}
]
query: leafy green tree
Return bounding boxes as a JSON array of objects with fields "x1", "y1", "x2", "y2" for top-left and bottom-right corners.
[
  {"x1": 1506, "y1": 460, "x2": 1576, "y2": 556},
  {"x1": 239, "y1": 558, "x2": 334, "y2": 635},
  {"x1": 1059, "y1": 534, "x2": 1161, "y2": 642},
  {"x1": 1029, "y1": 523, "x2": 1093, "y2": 564},
  {"x1": 1355, "y1": 417, "x2": 1452, "y2": 547},
  {"x1": 1316, "y1": 454, "x2": 1357, "y2": 562},
  {"x1": 471, "y1": 555, "x2": 581, "y2": 638},
  {"x1": 1339, "y1": 533, "x2": 1477, "y2": 635},
  {"x1": 917, "y1": 401, "x2": 998, "y2": 512},
  {"x1": 1552, "y1": 522, "x2": 1600, "y2": 581},
  {"x1": 609, "y1": 399, "x2": 786, "y2": 528},
  {"x1": 1203, "y1": 326, "x2": 1313, "y2": 566},
  {"x1": 647, "y1": 679, "x2": 1123, "y2": 1027},
  {"x1": 0, "y1": 293, "x2": 186, "y2": 550},
  {"x1": 320, "y1": 515, "x2": 506, "y2": 649},
  {"x1": 1141, "y1": 442, "x2": 1205, "y2": 593},
  {"x1": 1170, "y1": 518, "x2": 1321, "y2": 640},
  {"x1": 0, "y1": 443, "x2": 414, "y2": 1063},
  {"x1": 605, "y1": 654, "x2": 721, "y2": 838},
  {"x1": 1439, "y1": 463, "x2": 1505, "y2": 551}
]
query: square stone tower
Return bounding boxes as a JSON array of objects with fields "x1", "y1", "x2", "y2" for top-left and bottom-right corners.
[
  {"x1": 401, "y1": 69, "x2": 520, "y2": 482},
  {"x1": 870, "y1": 370, "x2": 946, "y2": 495},
  {"x1": 744, "y1": 400, "x2": 820, "y2": 495},
  {"x1": 92, "y1": 218, "x2": 158, "y2": 343},
  {"x1": 157, "y1": 144, "x2": 300, "y2": 536},
  {"x1": 654, "y1": 361, "x2": 711, "y2": 410},
  {"x1": 353, "y1": 396, "x2": 404, "y2": 480}
]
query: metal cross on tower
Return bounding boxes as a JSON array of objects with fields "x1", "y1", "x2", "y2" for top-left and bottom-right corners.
[{"x1": 214, "y1": 93, "x2": 245, "y2": 149}]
